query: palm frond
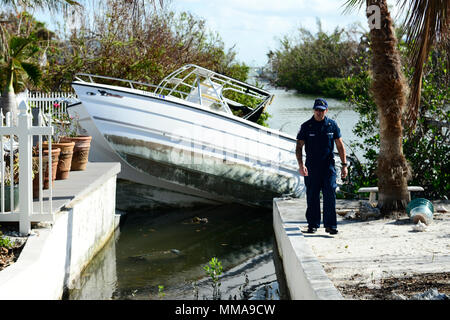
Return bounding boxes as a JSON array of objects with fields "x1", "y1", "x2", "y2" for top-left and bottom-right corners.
[
  {"x1": 398, "y1": 0, "x2": 449, "y2": 132},
  {"x1": 9, "y1": 36, "x2": 34, "y2": 58},
  {"x1": 0, "y1": 0, "x2": 165, "y2": 10},
  {"x1": 20, "y1": 61, "x2": 42, "y2": 87},
  {"x1": 342, "y1": 0, "x2": 367, "y2": 14},
  {"x1": 38, "y1": 0, "x2": 81, "y2": 9},
  {"x1": 0, "y1": 0, "x2": 81, "y2": 11}
]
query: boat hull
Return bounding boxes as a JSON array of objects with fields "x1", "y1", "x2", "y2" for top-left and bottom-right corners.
[{"x1": 70, "y1": 82, "x2": 304, "y2": 209}]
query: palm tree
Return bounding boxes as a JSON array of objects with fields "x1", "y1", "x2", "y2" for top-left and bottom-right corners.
[
  {"x1": 0, "y1": 1, "x2": 80, "y2": 122},
  {"x1": 344, "y1": 0, "x2": 448, "y2": 215},
  {"x1": 1, "y1": 35, "x2": 42, "y2": 123},
  {"x1": 400, "y1": 1, "x2": 449, "y2": 133}
]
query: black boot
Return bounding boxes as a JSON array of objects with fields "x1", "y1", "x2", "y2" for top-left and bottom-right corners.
[
  {"x1": 325, "y1": 227, "x2": 338, "y2": 235},
  {"x1": 304, "y1": 226, "x2": 317, "y2": 234}
]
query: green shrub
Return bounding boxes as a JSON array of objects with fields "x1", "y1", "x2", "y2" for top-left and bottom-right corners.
[
  {"x1": 0, "y1": 228, "x2": 13, "y2": 249},
  {"x1": 268, "y1": 20, "x2": 359, "y2": 99},
  {"x1": 317, "y1": 77, "x2": 347, "y2": 99}
]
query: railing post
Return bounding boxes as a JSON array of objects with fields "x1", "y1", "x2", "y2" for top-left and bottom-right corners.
[{"x1": 18, "y1": 101, "x2": 33, "y2": 236}]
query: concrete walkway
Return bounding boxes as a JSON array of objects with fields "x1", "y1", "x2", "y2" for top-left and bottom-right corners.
[
  {"x1": 31, "y1": 162, "x2": 121, "y2": 214},
  {"x1": 273, "y1": 196, "x2": 449, "y2": 300}
]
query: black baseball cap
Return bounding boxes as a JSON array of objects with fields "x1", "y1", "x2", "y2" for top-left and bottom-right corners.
[{"x1": 313, "y1": 98, "x2": 328, "y2": 110}]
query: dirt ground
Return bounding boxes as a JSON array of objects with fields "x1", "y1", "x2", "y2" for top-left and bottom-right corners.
[
  {"x1": 338, "y1": 272, "x2": 450, "y2": 300},
  {"x1": 0, "y1": 223, "x2": 25, "y2": 272},
  {"x1": 304, "y1": 200, "x2": 450, "y2": 301},
  {"x1": 0, "y1": 246, "x2": 23, "y2": 271}
]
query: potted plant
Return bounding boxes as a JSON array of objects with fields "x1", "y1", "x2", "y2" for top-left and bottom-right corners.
[
  {"x1": 42, "y1": 105, "x2": 75, "y2": 180},
  {"x1": 1, "y1": 150, "x2": 45, "y2": 209},
  {"x1": 32, "y1": 146, "x2": 61, "y2": 198},
  {"x1": 57, "y1": 111, "x2": 92, "y2": 171}
]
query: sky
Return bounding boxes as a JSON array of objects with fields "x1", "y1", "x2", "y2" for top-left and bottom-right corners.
[
  {"x1": 33, "y1": 0, "x2": 402, "y2": 67},
  {"x1": 167, "y1": 0, "x2": 377, "y2": 67}
]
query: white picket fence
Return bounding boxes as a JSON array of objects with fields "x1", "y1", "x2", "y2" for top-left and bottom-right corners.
[
  {"x1": 27, "y1": 91, "x2": 77, "y2": 118},
  {"x1": 0, "y1": 91, "x2": 76, "y2": 235}
]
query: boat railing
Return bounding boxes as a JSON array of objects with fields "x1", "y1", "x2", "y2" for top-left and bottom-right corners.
[
  {"x1": 75, "y1": 66, "x2": 271, "y2": 101},
  {"x1": 74, "y1": 73, "x2": 191, "y2": 100},
  {"x1": 156, "y1": 64, "x2": 273, "y2": 115},
  {"x1": 75, "y1": 65, "x2": 273, "y2": 120},
  {"x1": 157, "y1": 64, "x2": 271, "y2": 101}
]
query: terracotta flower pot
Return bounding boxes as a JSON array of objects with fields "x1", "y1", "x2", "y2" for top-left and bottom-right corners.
[
  {"x1": 43, "y1": 141, "x2": 75, "y2": 180},
  {"x1": 59, "y1": 136, "x2": 92, "y2": 171},
  {"x1": 32, "y1": 147, "x2": 61, "y2": 198}
]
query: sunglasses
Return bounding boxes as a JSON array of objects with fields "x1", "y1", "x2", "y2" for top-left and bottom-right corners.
[{"x1": 314, "y1": 108, "x2": 326, "y2": 112}]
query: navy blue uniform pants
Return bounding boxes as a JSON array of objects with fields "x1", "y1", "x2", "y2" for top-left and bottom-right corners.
[{"x1": 304, "y1": 167, "x2": 337, "y2": 229}]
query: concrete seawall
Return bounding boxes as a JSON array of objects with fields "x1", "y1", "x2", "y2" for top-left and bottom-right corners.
[
  {"x1": 0, "y1": 162, "x2": 121, "y2": 300},
  {"x1": 273, "y1": 197, "x2": 343, "y2": 300}
]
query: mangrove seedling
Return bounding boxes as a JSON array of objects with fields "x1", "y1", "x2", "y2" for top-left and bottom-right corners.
[{"x1": 203, "y1": 257, "x2": 223, "y2": 300}]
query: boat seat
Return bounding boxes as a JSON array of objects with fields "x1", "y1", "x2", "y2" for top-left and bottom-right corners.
[
  {"x1": 357, "y1": 186, "x2": 424, "y2": 203},
  {"x1": 228, "y1": 103, "x2": 253, "y2": 115}
]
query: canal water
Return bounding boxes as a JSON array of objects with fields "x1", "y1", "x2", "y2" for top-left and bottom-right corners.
[
  {"x1": 66, "y1": 82, "x2": 361, "y2": 300},
  {"x1": 67, "y1": 204, "x2": 285, "y2": 300}
]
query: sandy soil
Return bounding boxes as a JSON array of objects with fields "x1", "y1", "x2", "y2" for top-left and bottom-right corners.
[{"x1": 303, "y1": 201, "x2": 450, "y2": 300}]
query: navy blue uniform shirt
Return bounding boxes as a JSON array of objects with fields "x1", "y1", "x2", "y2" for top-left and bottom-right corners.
[{"x1": 296, "y1": 116, "x2": 341, "y2": 169}]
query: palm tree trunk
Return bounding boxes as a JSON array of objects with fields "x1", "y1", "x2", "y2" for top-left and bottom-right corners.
[
  {"x1": 367, "y1": 0, "x2": 411, "y2": 215},
  {"x1": 1, "y1": 70, "x2": 18, "y2": 124}
]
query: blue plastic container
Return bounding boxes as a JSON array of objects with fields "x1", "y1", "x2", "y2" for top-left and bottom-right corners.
[{"x1": 406, "y1": 198, "x2": 434, "y2": 225}]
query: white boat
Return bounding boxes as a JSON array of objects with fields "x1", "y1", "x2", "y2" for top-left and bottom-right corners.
[{"x1": 69, "y1": 64, "x2": 304, "y2": 209}]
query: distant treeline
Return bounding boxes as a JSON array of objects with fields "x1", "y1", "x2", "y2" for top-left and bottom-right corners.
[{"x1": 264, "y1": 20, "x2": 366, "y2": 99}]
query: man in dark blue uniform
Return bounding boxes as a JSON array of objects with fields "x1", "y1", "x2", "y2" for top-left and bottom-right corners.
[{"x1": 296, "y1": 98, "x2": 348, "y2": 235}]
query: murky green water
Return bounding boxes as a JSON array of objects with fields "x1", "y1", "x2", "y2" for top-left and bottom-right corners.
[{"x1": 67, "y1": 204, "x2": 285, "y2": 300}]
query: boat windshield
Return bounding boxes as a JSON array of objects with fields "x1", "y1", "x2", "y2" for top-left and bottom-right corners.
[{"x1": 155, "y1": 65, "x2": 273, "y2": 119}]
